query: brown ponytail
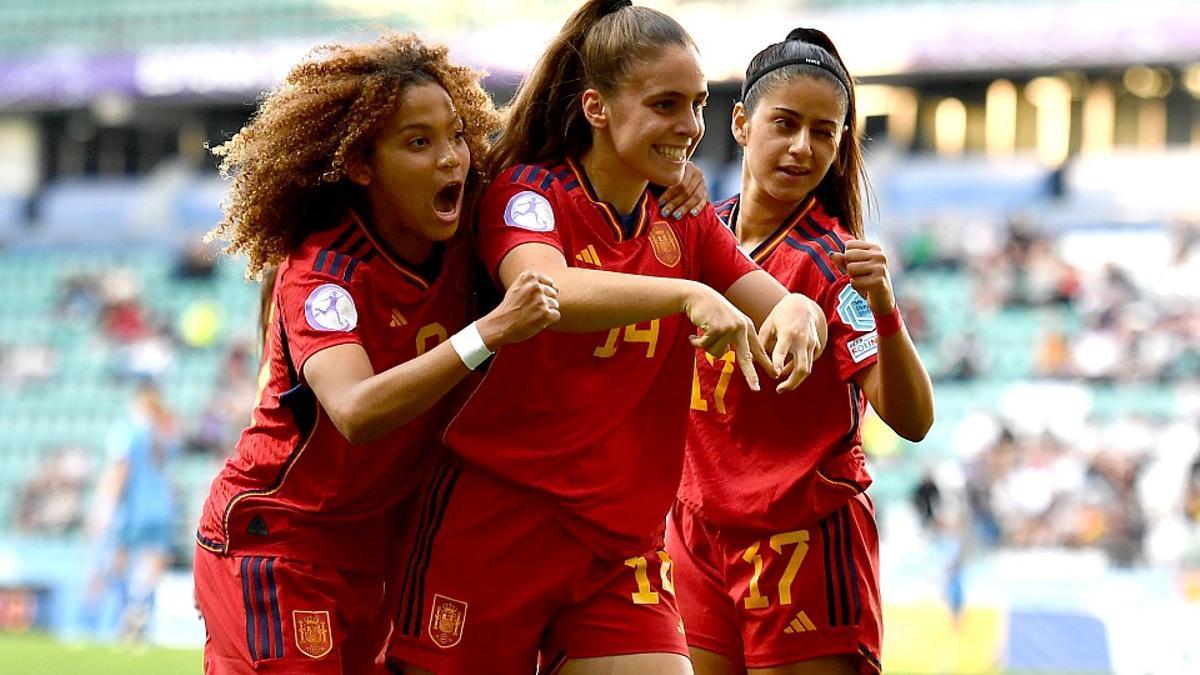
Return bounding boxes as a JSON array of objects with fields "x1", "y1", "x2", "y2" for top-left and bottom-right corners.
[{"x1": 485, "y1": 0, "x2": 694, "y2": 179}]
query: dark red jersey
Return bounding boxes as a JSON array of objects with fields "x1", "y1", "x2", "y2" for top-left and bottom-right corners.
[
  {"x1": 197, "y1": 211, "x2": 473, "y2": 572},
  {"x1": 444, "y1": 158, "x2": 759, "y2": 559},
  {"x1": 680, "y1": 196, "x2": 877, "y2": 531}
]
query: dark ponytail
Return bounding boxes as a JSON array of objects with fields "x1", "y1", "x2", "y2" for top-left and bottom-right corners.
[
  {"x1": 742, "y1": 28, "x2": 869, "y2": 239},
  {"x1": 485, "y1": 0, "x2": 694, "y2": 179}
]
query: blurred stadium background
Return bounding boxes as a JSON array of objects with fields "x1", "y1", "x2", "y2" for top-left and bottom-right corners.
[{"x1": 0, "y1": 0, "x2": 1197, "y2": 672}]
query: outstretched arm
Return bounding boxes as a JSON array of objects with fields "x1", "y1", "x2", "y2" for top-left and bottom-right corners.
[
  {"x1": 305, "y1": 271, "x2": 560, "y2": 444},
  {"x1": 497, "y1": 242, "x2": 773, "y2": 390}
]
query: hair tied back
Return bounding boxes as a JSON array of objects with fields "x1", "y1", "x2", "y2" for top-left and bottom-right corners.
[{"x1": 601, "y1": 0, "x2": 633, "y2": 15}]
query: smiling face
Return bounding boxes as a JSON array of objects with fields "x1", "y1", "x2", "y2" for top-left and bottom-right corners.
[
  {"x1": 735, "y1": 75, "x2": 847, "y2": 208},
  {"x1": 350, "y1": 81, "x2": 469, "y2": 260},
  {"x1": 591, "y1": 44, "x2": 708, "y2": 190}
]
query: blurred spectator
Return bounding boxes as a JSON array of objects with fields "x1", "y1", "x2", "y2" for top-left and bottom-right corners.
[
  {"x1": 912, "y1": 468, "x2": 942, "y2": 530},
  {"x1": 1033, "y1": 324, "x2": 1073, "y2": 378},
  {"x1": 57, "y1": 272, "x2": 103, "y2": 320},
  {"x1": 895, "y1": 289, "x2": 930, "y2": 344},
  {"x1": 98, "y1": 269, "x2": 148, "y2": 344},
  {"x1": 0, "y1": 342, "x2": 58, "y2": 392},
  {"x1": 1186, "y1": 457, "x2": 1200, "y2": 525},
  {"x1": 172, "y1": 240, "x2": 218, "y2": 281},
  {"x1": 185, "y1": 341, "x2": 257, "y2": 458},
  {"x1": 12, "y1": 446, "x2": 91, "y2": 535},
  {"x1": 936, "y1": 330, "x2": 985, "y2": 382},
  {"x1": 82, "y1": 382, "x2": 181, "y2": 644}
]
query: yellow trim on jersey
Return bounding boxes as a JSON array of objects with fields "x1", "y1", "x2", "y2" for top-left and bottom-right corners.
[
  {"x1": 348, "y1": 211, "x2": 431, "y2": 290},
  {"x1": 750, "y1": 196, "x2": 818, "y2": 264},
  {"x1": 565, "y1": 157, "x2": 650, "y2": 242}
]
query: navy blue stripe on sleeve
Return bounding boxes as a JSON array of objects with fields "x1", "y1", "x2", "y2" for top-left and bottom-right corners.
[
  {"x1": 527, "y1": 166, "x2": 549, "y2": 185},
  {"x1": 842, "y1": 506, "x2": 863, "y2": 624},
  {"x1": 832, "y1": 511, "x2": 851, "y2": 625},
  {"x1": 253, "y1": 557, "x2": 271, "y2": 660},
  {"x1": 784, "y1": 237, "x2": 837, "y2": 282},
  {"x1": 343, "y1": 235, "x2": 368, "y2": 258},
  {"x1": 265, "y1": 558, "x2": 284, "y2": 659},
  {"x1": 240, "y1": 557, "x2": 258, "y2": 661},
  {"x1": 820, "y1": 518, "x2": 837, "y2": 626},
  {"x1": 327, "y1": 253, "x2": 345, "y2": 278},
  {"x1": 806, "y1": 215, "x2": 847, "y2": 252},
  {"x1": 328, "y1": 227, "x2": 356, "y2": 252}
]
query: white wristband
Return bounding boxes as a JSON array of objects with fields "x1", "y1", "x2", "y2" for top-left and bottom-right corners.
[{"x1": 449, "y1": 321, "x2": 494, "y2": 371}]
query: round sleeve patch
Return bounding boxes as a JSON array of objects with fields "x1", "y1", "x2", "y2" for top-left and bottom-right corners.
[
  {"x1": 304, "y1": 283, "x2": 358, "y2": 332},
  {"x1": 504, "y1": 190, "x2": 555, "y2": 232},
  {"x1": 836, "y1": 286, "x2": 875, "y2": 332}
]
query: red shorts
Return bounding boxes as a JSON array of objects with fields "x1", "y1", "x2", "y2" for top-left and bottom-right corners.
[
  {"x1": 385, "y1": 463, "x2": 687, "y2": 675},
  {"x1": 194, "y1": 546, "x2": 392, "y2": 674},
  {"x1": 666, "y1": 494, "x2": 882, "y2": 673}
]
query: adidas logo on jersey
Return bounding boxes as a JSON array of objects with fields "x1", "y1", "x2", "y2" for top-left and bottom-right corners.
[
  {"x1": 782, "y1": 611, "x2": 817, "y2": 634},
  {"x1": 574, "y1": 244, "x2": 602, "y2": 267},
  {"x1": 247, "y1": 514, "x2": 269, "y2": 537},
  {"x1": 390, "y1": 309, "x2": 408, "y2": 328}
]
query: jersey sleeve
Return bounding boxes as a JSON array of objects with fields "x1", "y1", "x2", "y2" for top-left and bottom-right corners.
[
  {"x1": 821, "y1": 277, "x2": 879, "y2": 381},
  {"x1": 475, "y1": 166, "x2": 567, "y2": 284},
  {"x1": 276, "y1": 259, "x2": 368, "y2": 379},
  {"x1": 693, "y1": 205, "x2": 761, "y2": 293}
]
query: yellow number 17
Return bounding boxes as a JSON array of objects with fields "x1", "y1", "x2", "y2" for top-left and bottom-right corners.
[
  {"x1": 690, "y1": 350, "x2": 737, "y2": 414},
  {"x1": 743, "y1": 530, "x2": 810, "y2": 610}
]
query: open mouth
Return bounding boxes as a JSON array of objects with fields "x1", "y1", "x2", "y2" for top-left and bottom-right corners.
[
  {"x1": 432, "y1": 180, "x2": 463, "y2": 216},
  {"x1": 653, "y1": 145, "x2": 689, "y2": 163}
]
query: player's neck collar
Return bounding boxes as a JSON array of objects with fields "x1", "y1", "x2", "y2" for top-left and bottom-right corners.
[
  {"x1": 347, "y1": 209, "x2": 439, "y2": 290},
  {"x1": 730, "y1": 194, "x2": 818, "y2": 264},
  {"x1": 565, "y1": 156, "x2": 652, "y2": 242}
]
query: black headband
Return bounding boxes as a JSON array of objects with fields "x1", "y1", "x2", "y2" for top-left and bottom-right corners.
[{"x1": 741, "y1": 56, "x2": 850, "y2": 100}]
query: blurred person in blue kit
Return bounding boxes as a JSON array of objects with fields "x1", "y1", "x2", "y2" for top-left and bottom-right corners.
[{"x1": 82, "y1": 380, "x2": 181, "y2": 643}]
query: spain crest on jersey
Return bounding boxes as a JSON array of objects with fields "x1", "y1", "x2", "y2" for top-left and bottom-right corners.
[
  {"x1": 293, "y1": 610, "x2": 333, "y2": 659},
  {"x1": 649, "y1": 220, "x2": 681, "y2": 268},
  {"x1": 429, "y1": 594, "x2": 468, "y2": 648}
]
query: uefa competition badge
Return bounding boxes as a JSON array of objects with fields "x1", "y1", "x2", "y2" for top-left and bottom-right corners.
[
  {"x1": 504, "y1": 191, "x2": 555, "y2": 232},
  {"x1": 305, "y1": 284, "x2": 358, "y2": 332},
  {"x1": 836, "y1": 286, "x2": 875, "y2": 332}
]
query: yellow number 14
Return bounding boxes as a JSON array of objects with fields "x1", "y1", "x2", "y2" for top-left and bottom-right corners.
[{"x1": 595, "y1": 319, "x2": 660, "y2": 359}]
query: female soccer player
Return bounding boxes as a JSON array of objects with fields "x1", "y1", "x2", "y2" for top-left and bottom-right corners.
[
  {"x1": 386, "y1": 3, "x2": 827, "y2": 674},
  {"x1": 669, "y1": 28, "x2": 935, "y2": 675},
  {"x1": 192, "y1": 35, "x2": 561, "y2": 674}
]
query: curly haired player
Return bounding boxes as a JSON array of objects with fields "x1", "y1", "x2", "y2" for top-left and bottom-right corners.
[{"x1": 194, "y1": 34, "x2": 559, "y2": 674}]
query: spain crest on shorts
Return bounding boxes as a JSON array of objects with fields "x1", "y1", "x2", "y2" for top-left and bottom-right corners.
[
  {"x1": 428, "y1": 594, "x2": 468, "y2": 648},
  {"x1": 649, "y1": 220, "x2": 681, "y2": 268},
  {"x1": 293, "y1": 610, "x2": 333, "y2": 659}
]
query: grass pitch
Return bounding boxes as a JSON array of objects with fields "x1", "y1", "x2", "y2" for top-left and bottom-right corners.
[{"x1": 0, "y1": 632, "x2": 202, "y2": 674}]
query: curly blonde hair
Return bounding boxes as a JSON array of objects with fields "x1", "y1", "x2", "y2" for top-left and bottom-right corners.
[{"x1": 210, "y1": 33, "x2": 502, "y2": 279}]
